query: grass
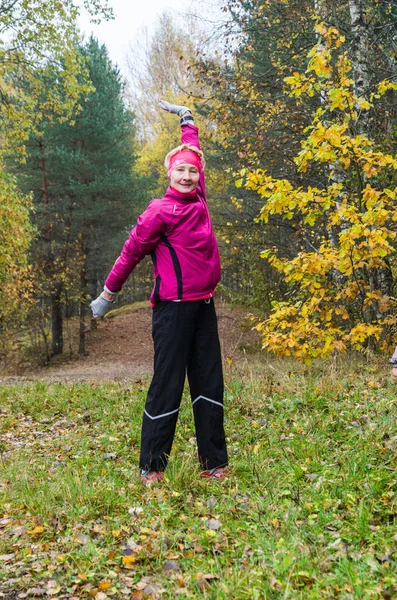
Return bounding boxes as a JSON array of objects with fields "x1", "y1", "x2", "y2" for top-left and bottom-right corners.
[{"x1": 1, "y1": 357, "x2": 397, "y2": 599}]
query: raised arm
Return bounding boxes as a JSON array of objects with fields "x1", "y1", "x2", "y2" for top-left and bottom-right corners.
[
  {"x1": 180, "y1": 122, "x2": 206, "y2": 199},
  {"x1": 159, "y1": 100, "x2": 206, "y2": 199}
]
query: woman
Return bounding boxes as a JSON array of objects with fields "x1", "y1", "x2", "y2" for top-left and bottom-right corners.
[{"x1": 91, "y1": 100, "x2": 229, "y2": 483}]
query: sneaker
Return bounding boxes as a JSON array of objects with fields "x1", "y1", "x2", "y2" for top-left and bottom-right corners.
[
  {"x1": 200, "y1": 466, "x2": 231, "y2": 480},
  {"x1": 140, "y1": 470, "x2": 165, "y2": 484}
]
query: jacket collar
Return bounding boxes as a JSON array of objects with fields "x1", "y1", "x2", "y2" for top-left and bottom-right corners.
[{"x1": 165, "y1": 186, "x2": 198, "y2": 202}]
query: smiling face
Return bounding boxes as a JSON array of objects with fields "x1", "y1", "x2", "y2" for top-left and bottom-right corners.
[{"x1": 170, "y1": 163, "x2": 200, "y2": 193}]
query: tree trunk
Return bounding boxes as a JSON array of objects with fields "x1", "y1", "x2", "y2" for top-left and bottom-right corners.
[
  {"x1": 348, "y1": 0, "x2": 370, "y2": 100},
  {"x1": 79, "y1": 242, "x2": 88, "y2": 355},
  {"x1": 38, "y1": 136, "x2": 65, "y2": 356},
  {"x1": 79, "y1": 297, "x2": 86, "y2": 354},
  {"x1": 51, "y1": 282, "x2": 63, "y2": 356},
  {"x1": 313, "y1": 0, "x2": 346, "y2": 286},
  {"x1": 348, "y1": 0, "x2": 393, "y2": 305}
]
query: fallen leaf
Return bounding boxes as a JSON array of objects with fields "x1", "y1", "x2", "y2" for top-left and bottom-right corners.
[
  {"x1": 75, "y1": 533, "x2": 90, "y2": 545},
  {"x1": 206, "y1": 497, "x2": 217, "y2": 509},
  {"x1": 143, "y1": 584, "x2": 160, "y2": 597},
  {"x1": 28, "y1": 526, "x2": 45, "y2": 535},
  {"x1": 378, "y1": 550, "x2": 395, "y2": 563},
  {"x1": 196, "y1": 573, "x2": 219, "y2": 583},
  {"x1": 140, "y1": 527, "x2": 151, "y2": 534},
  {"x1": 125, "y1": 538, "x2": 142, "y2": 552},
  {"x1": 99, "y1": 582, "x2": 111, "y2": 591},
  {"x1": 164, "y1": 560, "x2": 181, "y2": 573},
  {"x1": 90, "y1": 523, "x2": 105, "y2": 535},
  {"x1": 0, "y1": 554, "x2": 15, "y2": 562},
  {"x1": 128, "y1": 507, "x2": 143, "y2": 516},
  {"x1": 134, "y1": 577, "x2": 153, "y2": 590},
  {"x1": 207, "y1": 518, "x2": 222, "y2": 530},
  {"x1": 26, "y1": 589, "x2": 47, "y2": 597},
  {"x1": 196, "y1": 572, "x2": 219, "y2": 590},
  {"x1": 122, "y1": 555, "x2": 138, "y2": 568},
  {"x1": 10, "y1": 526, "x2": 26, "y2": 536}
]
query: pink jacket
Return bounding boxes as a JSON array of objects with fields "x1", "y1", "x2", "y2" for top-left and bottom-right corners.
[{"x1": 105, "y1": 124, "x2": 221, "y2": 305}]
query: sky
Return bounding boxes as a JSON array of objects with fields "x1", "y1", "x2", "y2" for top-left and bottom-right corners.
[{"x1": 78, "y1": 0, "x2": 212, "y2": 78}]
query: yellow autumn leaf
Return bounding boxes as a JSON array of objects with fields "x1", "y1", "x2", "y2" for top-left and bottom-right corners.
[
  {"x1": 28, "y1": 526, "x2": 45, "y2": 535},
  {"x1": 357, "y1": 97, "x2": 371, "y2": 110},
  {"x1": 99, "y1": 581, "x2": 112, "y2": 591},
  {"x1": 122, "y1": 555, "x2": 138, "y2": 567}
]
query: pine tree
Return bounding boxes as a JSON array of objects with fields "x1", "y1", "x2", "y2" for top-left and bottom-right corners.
[{"x1": 15, "y1": 37, "x2": 139, "y2": 358}]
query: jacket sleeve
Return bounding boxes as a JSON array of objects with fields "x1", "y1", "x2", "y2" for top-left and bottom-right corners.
[
  {"x1": 181, "y1": 123, "x2": 206, "y2": 200},
  {"x1": 105, "y1": 201, "x2": 164, "y2": 292}
]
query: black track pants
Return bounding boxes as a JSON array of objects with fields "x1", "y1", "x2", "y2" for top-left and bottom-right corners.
[{"x1": 139, "y1": 298, "x2": 228, "y2": 472}]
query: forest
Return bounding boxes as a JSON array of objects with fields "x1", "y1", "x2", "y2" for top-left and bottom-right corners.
[{"x1": 1, "y1": 0, "x2": 397, "y2": 365}]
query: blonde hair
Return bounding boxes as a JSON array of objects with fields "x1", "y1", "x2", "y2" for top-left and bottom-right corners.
[{"x1": 164, "y1": 144, "x2": 205, "y2": 171}]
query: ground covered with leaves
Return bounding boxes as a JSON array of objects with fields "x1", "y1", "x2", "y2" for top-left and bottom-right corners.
[{"x1": 1, "y1": 359, "x2": 397, "y2": 599}]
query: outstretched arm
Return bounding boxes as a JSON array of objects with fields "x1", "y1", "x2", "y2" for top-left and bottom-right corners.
[
  {"x1": 159, "y1": 100, "x2": 206, "y2": 199},
  {"x1": 91, "y1": 202, "x2": 164, "y2": 317}
]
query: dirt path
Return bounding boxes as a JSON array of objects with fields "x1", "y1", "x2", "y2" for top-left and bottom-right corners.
[{"x1": 1, "y1": 303, "x2": 260, "y2": 383}]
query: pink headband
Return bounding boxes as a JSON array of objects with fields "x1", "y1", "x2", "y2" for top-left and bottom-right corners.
[{"x1": 168, "y1": 150, "x2": 202, "y2": 178}]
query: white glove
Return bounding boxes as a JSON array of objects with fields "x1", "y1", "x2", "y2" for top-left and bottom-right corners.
[
  {"x1": 90, "y1": 292, "x2": 114, "y2": 318},
  {"x1": 159, "y1": 100, "x2": 191, "y2": 117}
]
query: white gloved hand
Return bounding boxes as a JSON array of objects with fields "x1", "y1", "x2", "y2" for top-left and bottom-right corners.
[
  {"x1": 159, "y1": 100, "x2": 191, "y2": 117},
  {"x1": 90, "y1": 292, "x2": 114, "y2": 318}
]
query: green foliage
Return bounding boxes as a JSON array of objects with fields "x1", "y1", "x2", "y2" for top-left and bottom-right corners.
[
  {"x1": 0, "y1": 0, "x2": 112, "y2": 156},
  {"x1": 0, "y1": 0, "x2": 113, "y2": 358},
  {"x1": 0, "y1": 170, "x2": 34, "y2": 327},
  {"x1": 9, "y1": 36, "x2": 140, "y2": 359},
  {"x1": 244, "y1": 24, "x2": 397, "y2": 359}
]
